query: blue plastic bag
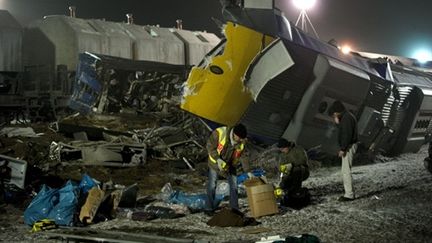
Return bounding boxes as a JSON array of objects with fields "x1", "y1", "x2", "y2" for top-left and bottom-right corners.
[
  {"x1": 48, "y1": 180, "x2": 79, "y2": 226},
  {"x1": 237, "y1": 168, "x2": 266, "y2": 185},
  {"x1": 168, "y1": 191, "x2": 224, "y2": 211},
  {"x1": 23, "y1": 185, "x2": 59, "y2": 226},
  {"x1": 79, "y1": 174, "x2": 97, "y2": 194}
]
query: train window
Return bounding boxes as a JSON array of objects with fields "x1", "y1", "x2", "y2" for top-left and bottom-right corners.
[
  {"x1": 318, "y1": 101, "x2": 328, "y2": 114},
  {"x1": 415, "y1": 119, "x2": 430, "y2": 129}
]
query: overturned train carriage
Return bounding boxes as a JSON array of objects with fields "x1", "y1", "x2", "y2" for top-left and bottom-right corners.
[{"x1": 181, "y1": 0, "x2": 432, "y2": 156}]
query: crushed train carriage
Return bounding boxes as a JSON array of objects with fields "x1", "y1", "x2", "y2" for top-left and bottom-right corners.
[{"x1": 180, "y1": 0, "x2": 432, "y2": 157}]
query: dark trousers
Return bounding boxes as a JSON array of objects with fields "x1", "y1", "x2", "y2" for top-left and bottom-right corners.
[{"x1": 280, "y1": 166, "x2": 309, "y2": 194}]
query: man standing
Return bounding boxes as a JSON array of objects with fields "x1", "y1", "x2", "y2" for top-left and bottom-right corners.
[
  {"x1": 328, "y1": 100, "x2": 358, "y2": 201},
  {"x1": 206, "y1": 123, "x2": 249, "y2": 212},
  {"x1": 276, "y1": 138, "x2": 309, "y2": 196}
]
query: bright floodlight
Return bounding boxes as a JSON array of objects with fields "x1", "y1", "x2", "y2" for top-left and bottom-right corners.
[
  {"x1": 413, "y1": 49, "x2": 432, "y2": 64},
  {"x1": 293, "y1": 0, "x2": 319, "y2": 38},
  {"x1": 341, "y1": 45, "x2": 352, "y2": 55},
  {"x1": 293, "y1": 0, "x2": 316, "y2": 10}
]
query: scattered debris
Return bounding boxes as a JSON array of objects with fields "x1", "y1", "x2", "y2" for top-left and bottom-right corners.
[
  {"x1": 0, "y1": 127, "x2": 40, "y2": 138},
  {"x1": 0, "y1": 154, "x2": 27, "y2": 189},
  {"x1": 256, "y1": 235, "x2": 285, "y2": 243}
]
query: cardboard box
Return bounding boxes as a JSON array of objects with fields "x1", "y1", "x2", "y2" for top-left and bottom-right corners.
[
  {"x1": 79, "y1": 187, "x2": 105, "y2": 224},
  {"x1": 244, "y1": 178, "x2": 278, "y2": 218}
]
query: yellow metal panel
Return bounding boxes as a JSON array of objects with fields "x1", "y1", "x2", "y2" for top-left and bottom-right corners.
[{"x1": 181, "y1": 22, "x2": 274, "y2": 126}]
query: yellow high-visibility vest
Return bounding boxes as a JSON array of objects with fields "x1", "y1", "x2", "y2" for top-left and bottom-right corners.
[{"x1": 209, "y1": 127, "x2": 244, "y2": 166}]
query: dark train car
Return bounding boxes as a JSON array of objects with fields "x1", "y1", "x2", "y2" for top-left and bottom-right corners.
[{"x1": 384, "y1": 65, "x2": 432, "y2": 155}]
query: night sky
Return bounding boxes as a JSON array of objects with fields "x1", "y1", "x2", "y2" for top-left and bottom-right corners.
[{"x1": 1, "y1": 0, "x2": 432, "y2": 59}]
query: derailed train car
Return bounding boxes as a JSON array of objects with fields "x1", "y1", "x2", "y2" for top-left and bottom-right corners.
[
  {"x1": 69, "y1": 52, "x2": 190, "y2": 115},
  {"x1": 0, "y1": 9, "x2": 220, "y2": 121},
  {"x1": 181, "y1": 0, "x2": 432, "y2": 157}
]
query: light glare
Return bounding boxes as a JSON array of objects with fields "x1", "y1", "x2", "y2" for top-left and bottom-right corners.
[
  {"x1": 341, "y1": 45, "x2": 351, "y2": 55},
  {"x1": 293, "y1": 0, "x2": 316, "y2": 10},
  {"x1": 413, "y1": 49, "x2": 432, "y2": 63}
]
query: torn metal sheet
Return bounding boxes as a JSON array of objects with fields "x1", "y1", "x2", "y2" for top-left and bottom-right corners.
[
  {"x1": 0, "y1": 127, "x2": 39, "y2": 137},
  {"x1": 69, "y1": 52, "x2": 189, "y2": 115},
  {"x1": 244, "y1": 38, "x2": 295, "y2": 101},
  {"x1": 73, "y1": 131, "x2": 88, "y2": 141},
  {"x1": 0, "y1": 154, "x2": 27, "y2": 189},
  {"x1": 81, "y1": 143, "x2": 146, "y2": 165},
  {"x1": 50, "y1": 141, "x2": 146, "y2": 167}
]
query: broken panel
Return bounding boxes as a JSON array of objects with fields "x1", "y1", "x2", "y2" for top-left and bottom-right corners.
[
  {"x1": 69, "y1": 52, "x2": 189, "y2": 115},
  {"x1": 181, "y1": 22, "x2": 274, "y2": 126}
]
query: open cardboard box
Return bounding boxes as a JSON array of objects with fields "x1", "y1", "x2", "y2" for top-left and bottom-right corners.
[{"x1": 244, "y1": 177, "x2": 278, "y2": 218}]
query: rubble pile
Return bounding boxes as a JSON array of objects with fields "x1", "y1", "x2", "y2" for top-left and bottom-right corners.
[
  {"x1": 47, "y1": 110, "x2": 210, "y2": 166},
  {"x1": 0, "y1": 108, "x2": 214, "y2": 236},
  {"x1": 0, "y1": 69, "x2": 215, "y2": 223}
]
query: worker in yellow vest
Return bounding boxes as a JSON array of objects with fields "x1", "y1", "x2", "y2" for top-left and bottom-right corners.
[{"x1": 206, "y1": 123, "x2": 249, "y2": 212}]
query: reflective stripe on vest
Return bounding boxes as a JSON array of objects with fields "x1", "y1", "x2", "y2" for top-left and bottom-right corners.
[{"x1": 209, "y1": 127, "x2": 244, "y2": 165}]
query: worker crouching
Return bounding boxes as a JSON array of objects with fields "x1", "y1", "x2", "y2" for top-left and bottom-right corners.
[{"x1": 275, "y1": 138, "x2": 310, "y2": 208}]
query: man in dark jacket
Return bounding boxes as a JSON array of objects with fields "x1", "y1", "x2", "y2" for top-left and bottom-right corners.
[
  {"x1": 277, "y1": 138, "x2": 309, "y2": 195},
  {"x1": 206, "y1": 124, "x2": 249, "y2": 211},
  {"x1": 329, "y1": 100, "x2": 358, "y2": 201}
]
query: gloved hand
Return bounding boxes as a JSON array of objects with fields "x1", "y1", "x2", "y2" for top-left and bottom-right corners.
[
  {"x1": 279, "y1": 163, "x2": 293, "y2": 174},
  {"x1": 247, "y1": 172, "x2": 255, "y2": 179},
  {"x1": 274, "y1": 187, "x2": 283, "y2": 198},
  {"x1": 217, "y1": 159, "x2": 227, "y2": 171}
]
